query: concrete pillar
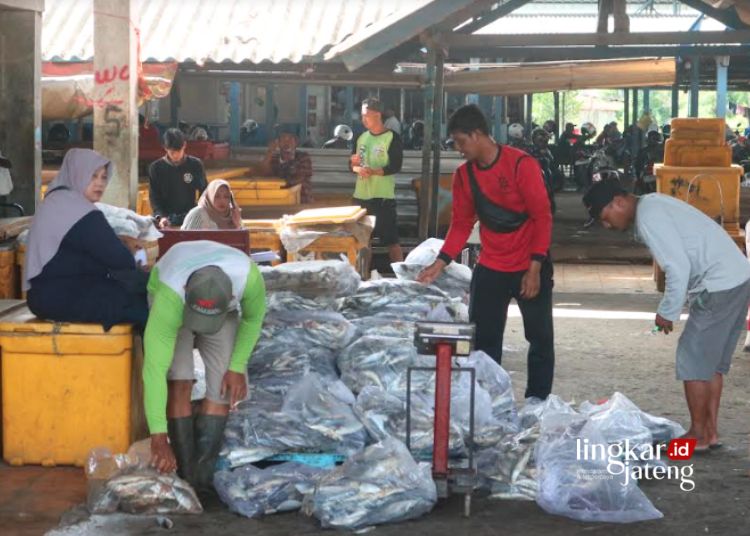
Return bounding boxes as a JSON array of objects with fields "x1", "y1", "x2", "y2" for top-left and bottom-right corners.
[
  {"x1": 715, "y1": 56, "x2": 729, "y2": 118},
  {"x1": 344, "y1": 86, "x2": 354, "y2": 124},
  {"x1": 419, "y1": 49, "x2": 437, "y2": 241},
  {"x1": 430, "y1": 49, "x2": 445, "y2": 238},
  {"x1": 553, "y1": 92, "x2": 560, "y2": 141},
  {"x1": 399, "y1": 88, "x2": 406, "y2": 124},
  {"x1": 466, "y1": 58, "x2": 480, "y2": 105},
  {"x1": 298, "y1": 85, "x2": 308, "y2": 140},
  {"x1": 689, "y1": 56, "x2": 700, "y2": 118},
  {"x1": 632, "y1": 89, "x2": 639, "y2": 123},
  {"x1": 493, "y1": 96, "x2": 505, "y2": 141},
  {"x1": 525, "y1": 94, "x2": 534, "y2": 135},
  {"x1": 671, "y1": 83, "x2": 679, "y2": 118},
  {"x1": 624, "y1": 88, "x2": 630, "y2": 126},
  {"x1": 642, "y1": 89, "x2": 650, "y2": 114},
  {"x1": 229, "y1": 82, "x2": 240, "y2": 146},
  {"x1": 0, "y1": 6, "x2": 42, "y2": 215},
  {"x1": 93, "y1": 0, "x2": 138, "y2": 209},
  {"x1": 265, "y1": 85, "x2": 275, "y2": 138}
]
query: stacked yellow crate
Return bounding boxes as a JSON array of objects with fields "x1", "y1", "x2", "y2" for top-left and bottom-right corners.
[
  {"x1": 656, "y1": 118, "x2": 743, "y2": 245},
  {"x1": 653, "y1": 118, "x2": 744, "y2": 291}
]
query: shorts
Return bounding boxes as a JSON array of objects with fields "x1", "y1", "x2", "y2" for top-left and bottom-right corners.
[
  {"x1": 354, "y1": 197, "x2": 400, "y2": 246},
  {"x1": 675, "y1": 279, "x2": 750, "y2": 381},
  {"x1": 167, "y1": 311, "x2": 240, "y2": 404}
]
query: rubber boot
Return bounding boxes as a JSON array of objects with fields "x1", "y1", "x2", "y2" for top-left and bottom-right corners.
[
  {"x1": 167, "y1": 416, "x2": 195, "y2": 485},
  {"x1": 193, "y1": 414, "x2": 228, "y2": 493}
]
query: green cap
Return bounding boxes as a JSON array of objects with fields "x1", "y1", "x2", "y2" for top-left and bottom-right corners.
[{"x1": 183, "y1": 266, "x2": 232, "y2": 334}]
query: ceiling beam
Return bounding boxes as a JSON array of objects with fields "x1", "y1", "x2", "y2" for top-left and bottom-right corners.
[
  {"x1": 444, "y1": 29, "x2": 750, "y2": 48},
  {"x1": 444, "y1": 45, "x2": 748, "y2": 62},
  {"x1": 323, "y1": 0, "x2": 482, "y2": 72},
  {"x1": 453, "y1": 0, "x2": 534, "y2": 34},
  {"x1": 179, "y1": 70, "x2": 421, "y2": 89},
  {"x1": 679, "y1": 0, "x2": 749, "y2": 30}
]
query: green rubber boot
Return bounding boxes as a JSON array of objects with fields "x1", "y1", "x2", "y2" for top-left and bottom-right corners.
[
  {"x1": 167, "y1": 416, "x2": 195, "y2": 485},
  {"x1": 193, "y1": 414, "x2": 228, "y2": 492}
]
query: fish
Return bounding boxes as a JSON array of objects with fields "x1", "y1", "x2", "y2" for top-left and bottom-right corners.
[
  {"x1": 88, "y1": 470, "x2": 203, "y2": 515},
  {"x1": 303, "y1": 438, "x2": 437, "y2": 531},
  {"x1": 266, "y1": 291, "x2": 340, "y2": 313},
  {"x1": 214, "y1": 462, "x2": 325, "y2": 518},
  {"x1": 260, "y1": 260, "x2": 361, "y2": 298},
  {"x1": 261, "y1": 310, "x2": 359, "y2": 351}
]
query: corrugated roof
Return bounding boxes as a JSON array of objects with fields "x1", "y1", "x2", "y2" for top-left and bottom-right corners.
[
  {"x1": 475, "y1": 14, "x2": 728, "y2": 34},
  {"x1": 42, "y1": 0, "x2": 431, "y2": 64}
]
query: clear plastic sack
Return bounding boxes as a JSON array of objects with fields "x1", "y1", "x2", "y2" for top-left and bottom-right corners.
[
  {"x1": 349, "y1": 318, "x2": 416, "y2": 340},
  {"x1": 391, "y1": 238, "x2": 472, "y2": 300},
  {"x1": 337, "y1": 336, "x2": 420, "y2": 395},
  {"x1": 579, "y1": 392, "x2": 685, "y2": 444},
  {"x1": 303, "y1": 438, "x2": 437, "y2": 530},
  {"x1": 340, "y1": 279, "x2": 451, "y2": 320},
  {"x1": 265, "y1": 291, "x2": 339, "y2": 313},
  {"x1": 260, "y1": 260, "x2": 361, "y2": 298},
  {"x1": 214, "y1": 461, "x2": 325, "y2": 518},
  {"x1": 221, "y1": 374, "x2": 367, "y2": 468},
  {"x1": 248, "y1": 342, "x2": 338, "y2": 399},
  {"x1": 261, "y1": 310, "x2": 358, "y2": 350},
  {"x1": 476, "y1": 425, "x2": 540, "y2": 501},
  {"x1": 534, "y1": 414, "x2": 663, "y2": 523},
  {"x1": 354, "y1": 386, "x2": 466, "y2": 458},
  {"x1": 85, "y1": 439, "x2": 202, "y2": 515}
]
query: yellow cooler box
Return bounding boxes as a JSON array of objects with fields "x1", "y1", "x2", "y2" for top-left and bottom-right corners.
[
  {"x1": 655, "y1": 164, "x2": 742, "y2": 224},
  {"x1": 0, "y1": 302, "x2": 133, "y2": 466},
  {"x1": 663, "y1": 140, "x2": 732, "y2": 167},
  {"x1": 0, "y1": 243, "x2": 16, "y2": 299},
  {"x1": 669, "y1": 118, "x2": 726, "y2": 145}
]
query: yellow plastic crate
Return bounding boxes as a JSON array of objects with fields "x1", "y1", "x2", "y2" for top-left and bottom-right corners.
[
  {"x1": 206, "y1": 167, "x2": 252, "y2": 181},
  {"x1": 670, "y1": 118, "x2": 726, "y2": 145},
  {"x1": 655, "y1": 164, "x2": 742, "y2": 223},
  {"x1": 664, "y1": 140, "x2": 732, "y2": 167},
  {"x1": 234, "y1": 184, "x2": 301, "y2": 206},
  {"x1": 0, "y1": 302, "x2": 133, "y2": 466}
]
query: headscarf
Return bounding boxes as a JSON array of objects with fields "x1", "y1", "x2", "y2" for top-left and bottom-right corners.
[
  {"x1": 197, "y1": 179, "x2": 242, "y2": 229},
  {"x1": 24, "y1": 148, "x2": 111, "y2": 290}
]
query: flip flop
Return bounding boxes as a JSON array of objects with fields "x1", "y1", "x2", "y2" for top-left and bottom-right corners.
[
  {"x1": 709, "y1": 442, "x2": 723, "y2": 450},
  {"x1": 693, "y1": 444, "x2": 711, "y2": 453}
]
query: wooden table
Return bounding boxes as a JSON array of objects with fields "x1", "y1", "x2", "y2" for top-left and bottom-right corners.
[{"x1": 0, "y1": 217, "x2": 32, "y2": 241}]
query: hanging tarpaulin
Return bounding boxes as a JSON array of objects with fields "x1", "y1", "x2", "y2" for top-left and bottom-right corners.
[{"x1": 41, "y1": 61, "x2": 178, "y2": 120}]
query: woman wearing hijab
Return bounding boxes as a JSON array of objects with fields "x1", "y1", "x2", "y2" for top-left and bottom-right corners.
[
  {"x1": 24, "y1": 148, "x2": 148, "y2": 331},
  {"x1": 181, "y1": 179, "x2": 243, "y2": 230}
]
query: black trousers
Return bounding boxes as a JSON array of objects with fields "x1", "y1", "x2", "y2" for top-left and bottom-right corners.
[{"x1": 469, "y1": 261, "x2": 555, "y2": 399}]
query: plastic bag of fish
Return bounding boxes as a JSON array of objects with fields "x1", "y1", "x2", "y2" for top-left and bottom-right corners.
[
  {"x1": 303, "y1": 438, "x2": 437, "y2": 531},
  {"x1": 391, "y1": 238, "x2": 472, "y2": 300},
  {"x1": 354, "y1": 386, "x2": 466, "y2": 457},
  {"x1": 476, "y1": 426, "x2": 540, "y2": 501},
  {"x1": 337, "y1": 335, "x2": 422, "y2": 395},
  {"x1": 260, "y1": 310, "x2": 358, "y2": 351},
  {"x1": 86, "y1": 439, "x2": 202, "y2": 515},
  {"x1": 349, "y1": 317, "x2": 416, "y2": 340},
  {"x1": 265, "y1": 291, "x2": 340, "y2": 313},
  {"x1": 248, "y1": 341, "x2": 338, "y2": 400},
  {"x1": 221, "y1": 374, "x2": 366, "y2": 468},
  {"x1": 214, "y1": 461, "x2": 325, "y2": 518},
  {"x1": 260, "y1": 260, "x2": 361, "y2": 298},
  {"x1": 340, "y1": 279, "x2": 465, "y2": 321},
  {"x1": 578, "y1": 392, "x2": 685, "y2": 445}
]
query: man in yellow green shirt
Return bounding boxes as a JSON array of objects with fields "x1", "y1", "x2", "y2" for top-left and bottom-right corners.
[{"x1": 143, "y1": 241, "x2": 266, "y2": 491}]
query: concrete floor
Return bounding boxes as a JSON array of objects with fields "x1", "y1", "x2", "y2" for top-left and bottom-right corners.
[{"x1": 4, "y1": 191, "x2": 750, "y2": 535}]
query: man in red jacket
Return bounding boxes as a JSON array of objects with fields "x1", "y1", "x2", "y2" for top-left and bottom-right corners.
[{"x1": 418, "y1": 105, "x2": 554, "y2": 399}]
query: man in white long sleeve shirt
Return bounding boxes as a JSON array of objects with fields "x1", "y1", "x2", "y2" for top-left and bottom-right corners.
[{"x1": 583, "y1": 180, "x2": 750, "y2": 451}]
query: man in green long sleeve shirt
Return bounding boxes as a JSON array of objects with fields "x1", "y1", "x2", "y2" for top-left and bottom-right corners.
[{"x1": 143, "y1": 240, "x2": 266, "y2": 490}]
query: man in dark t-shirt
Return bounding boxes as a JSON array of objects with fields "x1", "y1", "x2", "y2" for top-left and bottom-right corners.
[{"x1": 148, "y1": 128, "x2": 207, "y2": 228}]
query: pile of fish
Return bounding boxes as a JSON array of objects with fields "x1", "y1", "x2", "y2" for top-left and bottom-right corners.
[
  {"x1": 86, "y1": 440, "x2": 202, "y2": 515},
  {"x1": 209, "y1": 256, "x2": 687, "y2": 528},
  {"x1": 302, "y1": 438, "x2": 437, "y2": 531}
]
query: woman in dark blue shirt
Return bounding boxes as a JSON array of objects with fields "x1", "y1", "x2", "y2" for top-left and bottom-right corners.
[{"x1": 24, "y1": 149, "x2": 148, "y2": 330}]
